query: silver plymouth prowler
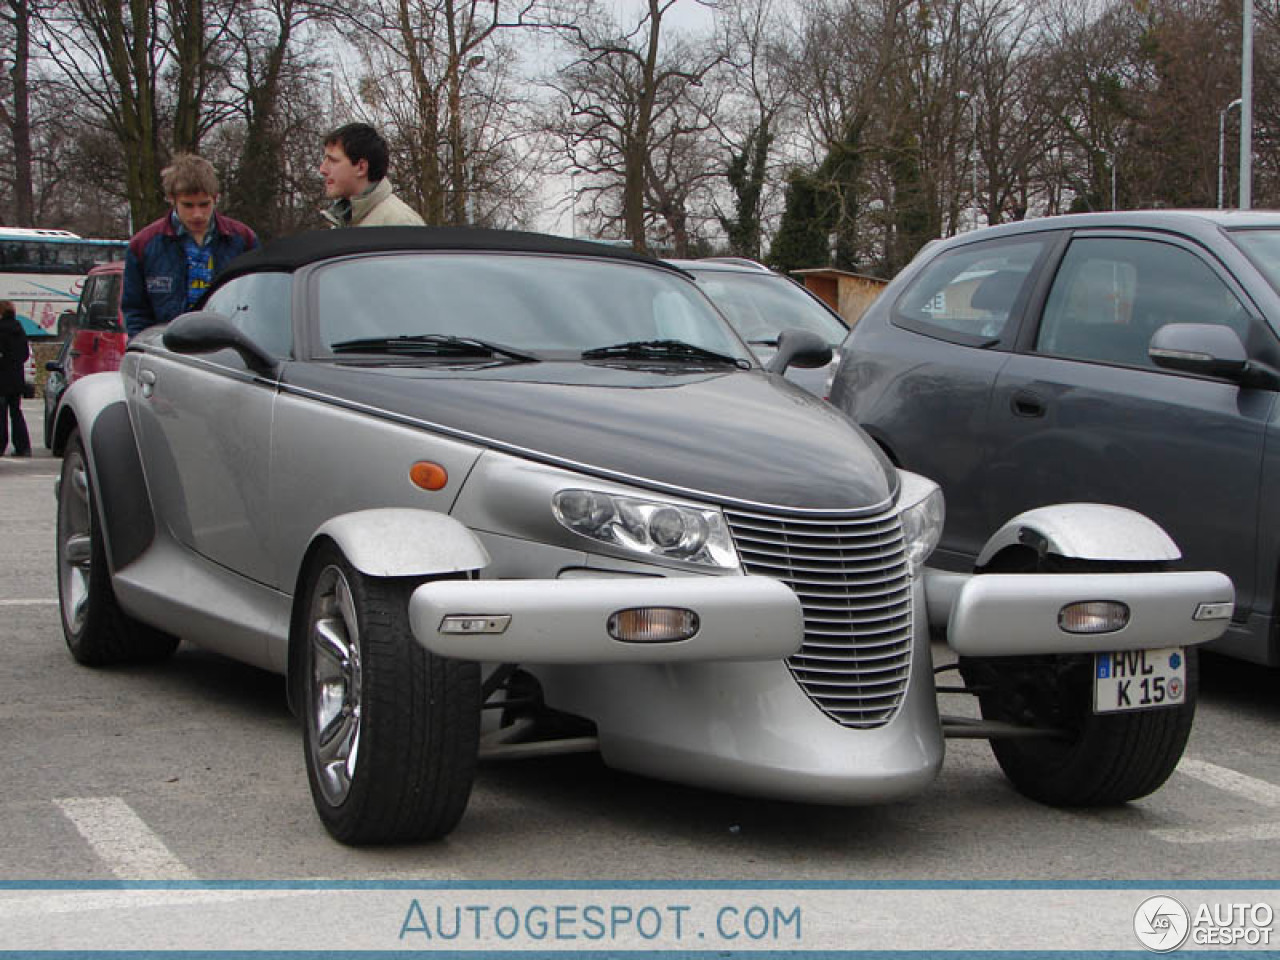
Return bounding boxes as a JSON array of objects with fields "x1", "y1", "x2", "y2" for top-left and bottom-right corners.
[{"x1": 49, "y1": 227, "x2": 1233, "y2": 844}]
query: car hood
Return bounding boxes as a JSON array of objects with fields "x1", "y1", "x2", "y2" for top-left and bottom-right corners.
[{"x1": 280, "y1": 361, "x2": 896, "y2": 513}]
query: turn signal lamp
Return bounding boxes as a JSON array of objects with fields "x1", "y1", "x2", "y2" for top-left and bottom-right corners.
[
  {"x1": 410, "y1": 461, "x2": 449, "y2": 491},
  {"x1": 607, "y1": 607, "x2": 700, "y2": 644},
  {"x1": 1059, "y1": 600, "x2": 1129, "y2": 635}
]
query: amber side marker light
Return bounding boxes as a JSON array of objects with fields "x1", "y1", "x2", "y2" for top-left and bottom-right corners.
[
  {"x1": 608, "y1": 608, "x2": 700, "y2": 643},
  {"x1": 410, "y1": 461, "x2": 449, "y2": 491},
  {"x1": 1059, "y1": 600, "x2": 1129, "y2": 635}
]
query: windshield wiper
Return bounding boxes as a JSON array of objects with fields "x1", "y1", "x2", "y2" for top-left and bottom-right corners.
[
  {"x1": 330, "y1": 334, "x2": 538, "y2": 363},
  {"x1": 580, "y1": 339, "x2": 750, "y2": 368}
]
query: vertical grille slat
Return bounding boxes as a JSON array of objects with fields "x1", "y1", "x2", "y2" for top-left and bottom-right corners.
[{"x1": 725, "y1": 506, "x2": 913, "y2": 729}]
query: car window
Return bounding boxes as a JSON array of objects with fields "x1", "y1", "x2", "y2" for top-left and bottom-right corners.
[
  {"x1": 311, "y1": 253, "x2": 750, "y2": 360},
  {"x1": 74, "y1": 276, "x2": 100, "y2": 329},
  {"x1": 1035, "y1": 237, "x2": 1253, "y2": 368},
  {"x1": 893, "y1": 237, "x2": 1045, "y2": 345},
  {"x1": 75, "y1": 274, "x2": 122, "y2": 331},
  {"x1": 204, "y1": 272, "x2": 293, "y2": 359},
  {"x1": 690, "y1": 271, "x2": 848, "y2": 346}
]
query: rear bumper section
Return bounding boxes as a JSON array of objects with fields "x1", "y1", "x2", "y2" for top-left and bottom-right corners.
[
  {"x1": 408, "y1": 574, "x2": 804, "y2": 664},
  {"x1": 929, "y1": 569, "x2": 1235, "y2": 656}
]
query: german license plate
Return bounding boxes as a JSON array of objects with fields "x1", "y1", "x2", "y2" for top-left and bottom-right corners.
[{"x1": 1093, "y1": 647, "x2": 1186, "y2": 714}]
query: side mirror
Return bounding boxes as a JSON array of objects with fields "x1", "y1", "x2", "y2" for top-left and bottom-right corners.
[
  {"x1": 765, "y1": 328, "x2": 833, "y2": 375},
  {"x1": 1148, "y1": 323, "x2": 1280, "y2": 389},
  {"x1": 163, "y1": 310, "x2": 278, "y2": 376},
  {"x1": 87, "y1": 301, "x2": 120, "y2": 331}
]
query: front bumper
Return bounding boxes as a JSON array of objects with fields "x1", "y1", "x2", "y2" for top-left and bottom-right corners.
[
  {"x1": 927, "y1": 568, "x2": 1235, "y2": 656},
  {"x1": 408, "y1": 574, "x2": 804, "y2": 663}
]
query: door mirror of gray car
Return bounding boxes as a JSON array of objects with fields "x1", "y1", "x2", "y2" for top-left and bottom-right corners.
[
  {"x1": 1148, "y1": 322, "x2": 1280, "y2": 389},
  {"x1": 163, "y1": 310, "x2": 279, "y2": 376},
  {"x1": 766, "y1": 328, "x2": 833, "y2": 375}
]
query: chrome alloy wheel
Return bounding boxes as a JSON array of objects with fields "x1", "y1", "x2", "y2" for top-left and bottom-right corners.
[
  {"x1": 308, "y1": 564, "x2": 364, "y2": 807},
  {"x1": 58, "y1": 448, "x2": 94, "y2": 635}
]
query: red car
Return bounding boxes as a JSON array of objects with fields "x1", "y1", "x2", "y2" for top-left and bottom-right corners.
[{"x1": 43, "y1": 262, "x2": 125, "y2": 447}]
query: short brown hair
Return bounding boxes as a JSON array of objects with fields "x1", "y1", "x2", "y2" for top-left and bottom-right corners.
[{"x1": 161, "y1": 154, "x2": 219, "y2": 199}]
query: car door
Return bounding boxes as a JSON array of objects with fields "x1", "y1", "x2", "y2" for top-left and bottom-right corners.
[
  {"x1": 984, "y1": 230, "x2": 1275, "y2": 618},
  {"x1": 843, "y1": 233, "x2": 1056, "y2": 566},
  {"x1": 131, "y1": 272, "x2": 293, "y2": 589}
]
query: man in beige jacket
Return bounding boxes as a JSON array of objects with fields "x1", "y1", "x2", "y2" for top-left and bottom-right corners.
[{"x1": 320, "y1": 122, "x2": 425, "y2": 228}]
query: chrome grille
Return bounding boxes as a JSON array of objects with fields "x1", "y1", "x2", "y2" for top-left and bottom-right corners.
[{"x1": 724, "y1": 506, "x2": 913, "y2": 728}]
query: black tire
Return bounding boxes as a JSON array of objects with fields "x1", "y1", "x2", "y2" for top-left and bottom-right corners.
[
  {"x1": 961, "y1": 647, "x2": 1197, "y2": 806},
  {"x1": 56, "y1": 430, "x2": 178, "y2": 666},
  {"x1": 960, "y1": 556, "x2": 1196, "y2": 807},
  {"x1": 301, "y1": 543, "x2": 480, "y2": 844}
]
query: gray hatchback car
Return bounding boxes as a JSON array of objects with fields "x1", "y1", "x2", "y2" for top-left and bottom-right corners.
[{"x1": 830, "y1": 210, "x2": 1280, "y2": 667}]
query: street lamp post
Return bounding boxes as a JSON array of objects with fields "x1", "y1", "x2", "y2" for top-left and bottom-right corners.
[
  {"x1": 1242, "y1": 0, "x2": 1254, "y2": 209},
  {"x1": 1220, "y1": 98, "x2": 1243, "y2": 208},
  {"x1": 957, "y1": 91, "x2": 979, "y2": 229}
]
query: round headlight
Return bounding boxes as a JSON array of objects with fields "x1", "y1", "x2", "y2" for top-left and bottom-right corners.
[
  {"x1": 649, "y1": 507, "x2": 708, "y2": 556},
  {"x1": 555, "y1": 490, "x2": 612, "y2": 533}
]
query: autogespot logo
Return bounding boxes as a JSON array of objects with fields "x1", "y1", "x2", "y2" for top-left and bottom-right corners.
[{"x1": 1134, "y1": 896, "x2": 1191, "y2": 952}]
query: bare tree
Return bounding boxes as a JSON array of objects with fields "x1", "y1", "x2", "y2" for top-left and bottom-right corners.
[
  {"x1": 0, "y1": 0, "x2": 36, "y2": 224},
  {"x1": 548, "y1": 0, "x2": 723, "y2": 253},
  {"x1": 710, "y1": 0, "x2": 791, "y2": 258},
  {"x1": 32, "y1": 0, "x2": 241, "y2": 225},
  {"x1": 340, "y1": 0, "x2": 542, "y2": 225}
]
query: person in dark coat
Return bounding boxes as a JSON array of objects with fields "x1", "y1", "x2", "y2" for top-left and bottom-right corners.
[
  {"x1": 122, "y1": 153, "x2": 258, "y2": 338},
  {"x1": 0, "y1": 300, "x2": 32, "y2": 457}
]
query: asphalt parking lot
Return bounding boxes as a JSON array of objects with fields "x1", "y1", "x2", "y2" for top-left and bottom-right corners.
[{"x1": 3, "y1": 396, "x2": 1280, "y2": 884}]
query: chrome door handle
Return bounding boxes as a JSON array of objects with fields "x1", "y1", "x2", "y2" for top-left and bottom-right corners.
[{"x1": 139, "y1": 368, "x2": 157, "y2": 398}]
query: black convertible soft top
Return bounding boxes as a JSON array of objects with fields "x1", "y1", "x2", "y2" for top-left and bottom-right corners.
[{"x1": 217, "y1": 225, "x2": 676, "y2": 284}]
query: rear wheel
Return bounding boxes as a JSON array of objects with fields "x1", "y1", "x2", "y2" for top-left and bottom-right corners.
[
  {"x1": 56, "y1": 429, "x2": 178, "y2": 665},
  {"x1": 960, "y1": 554, "x2": 1196, "y2": 807},
  {"x1": 301, "y1": 544, "x2": 480, "y2": 844}
]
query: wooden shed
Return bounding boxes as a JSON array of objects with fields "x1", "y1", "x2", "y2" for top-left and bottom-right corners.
[{"x1": 790, "y1": 268, "x2": 888, "y2": 328}]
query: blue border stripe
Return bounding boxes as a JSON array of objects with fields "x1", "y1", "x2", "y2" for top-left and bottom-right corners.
[{"x1": 2, "y1": 880, "x2": 1278, "y2": 891}]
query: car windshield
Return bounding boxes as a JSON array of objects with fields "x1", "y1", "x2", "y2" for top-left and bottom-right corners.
[
  {"x1": 688, "y1": 270, "x2": 849, "y2": 346},
  {"x1": 1229, "y1": 229, "x2": 1280, "y2": 299},
  {"x1": 313, "y1": 252, "x2": 754, "y2": 363}
]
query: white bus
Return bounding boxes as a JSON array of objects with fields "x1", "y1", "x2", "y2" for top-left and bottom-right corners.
[{"x1": 0, "y1": 227, "x2": 128, "y2": 338}]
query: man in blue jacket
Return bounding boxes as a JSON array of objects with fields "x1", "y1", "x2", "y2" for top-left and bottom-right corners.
[{"x1": 122, "y1": 154, "x2": 259, "y2": 338}]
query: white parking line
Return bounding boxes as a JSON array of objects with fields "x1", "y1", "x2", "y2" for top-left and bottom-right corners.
[
  {"x1": 54, "y1": 797, "x2": 195, "y2": 880},
  {"x1": 0, "y1": 599, "x2": 58, "y2": 606},
  {"x1": 1152, "y1": 822, "x2": 1280, "y2": 844},
  {"x1": 1148, "y1": 758, "x2": 1280, "y2": 845},
  {"x1": 1177, "y1": 757, "x2": 1280, "y2": 807}
]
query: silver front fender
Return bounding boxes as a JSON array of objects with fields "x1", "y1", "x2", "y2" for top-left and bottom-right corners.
[
  {"x1": 312, "y1": 508, "x2": 490, "y2": 578},
  {"x1": 974, "y1": 503, "x2": 1182, "y2": 567}
]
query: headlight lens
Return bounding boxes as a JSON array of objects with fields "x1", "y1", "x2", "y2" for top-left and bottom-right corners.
[
  {"x1": 553, "y1": 489, "x2": 738, "y2": 569},
  {"x1": 898, "y1": 471, "x2": 945, "y2": 577}
]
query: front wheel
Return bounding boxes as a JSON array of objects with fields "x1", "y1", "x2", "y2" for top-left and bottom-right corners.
[
  {"x1": 56, "y1": 429, "x2": 178, "y2": 665},
  {"x1": 959, "y1": 554, "x2": 1197, "y2": 807},
  {"x1": 960, "y1": 647, "x2": 1197, "y2": 807},
  {"x1": 301, "y1": 544, "x2": 480, "y2": 844}
]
